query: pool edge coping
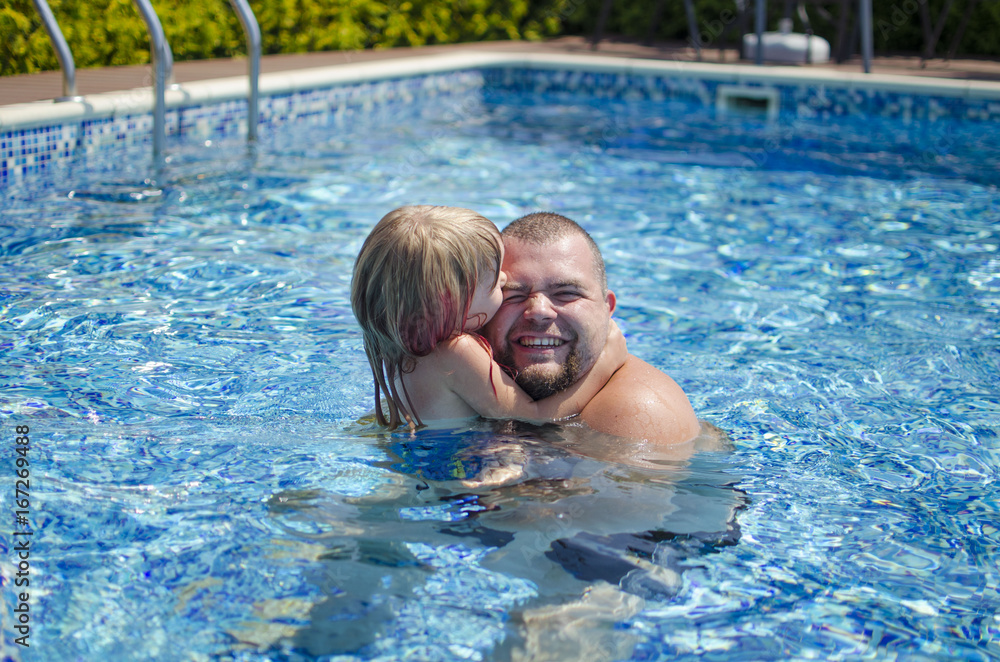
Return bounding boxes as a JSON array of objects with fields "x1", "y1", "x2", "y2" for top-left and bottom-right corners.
[{"x1": 3, "y1": 50, "x2": 1000, "y2": 133}]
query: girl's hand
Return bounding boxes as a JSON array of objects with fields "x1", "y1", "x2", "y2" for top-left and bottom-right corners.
[
  {"x1": 604, "y1": 319, "x2": 628, "y2": 372},
  {"x1": 586, "y1": 319, "x2": 627, "y2": 383}
]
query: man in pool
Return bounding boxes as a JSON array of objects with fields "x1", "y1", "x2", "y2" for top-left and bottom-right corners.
[
  {"x1": 476, "y1": 213, "x2": 735, "y2": 657},
  {"x1": 483, "y1": 212, "x2": 701, "y2": 449}
]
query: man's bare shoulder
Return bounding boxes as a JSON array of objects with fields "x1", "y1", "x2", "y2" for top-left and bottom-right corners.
[{"x1": 579, "y1": 355, "x2": 700, "y2": 446}]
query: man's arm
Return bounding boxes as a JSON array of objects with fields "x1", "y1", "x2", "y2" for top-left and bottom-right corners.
[
  {"x1": 579, "y1": 355, "x2": 700, "y2": 446},
  {"x1": 435, "y1": 330, "x2": 624, "y2": 423}
]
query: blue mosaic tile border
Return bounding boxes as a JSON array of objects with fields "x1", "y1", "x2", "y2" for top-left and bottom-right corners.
[
  {"x1": 482, "y1": 67, "x2": 1000, "y2": 124},
  {"x1": 3, "y1": 65, "x2": 998, "y2": 185},
  {"x1": 0, "y1": 71, "x2": 486, "y2": 185}
]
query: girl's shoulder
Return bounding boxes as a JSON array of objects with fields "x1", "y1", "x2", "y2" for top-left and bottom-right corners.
[
  {"x1": 433, "y1": 333, "x2": 492, "y2": 366},
  {"x1": 411, "y1": 333, "x2": 493, "y2": 379},
  {"x1": 400, "y1": 334, "x2": 496, "y2": 422}
]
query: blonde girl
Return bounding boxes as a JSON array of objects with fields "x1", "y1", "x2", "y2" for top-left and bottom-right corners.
[{"x1": 351, "y1": 205, "x2": 625, "y2": 430}]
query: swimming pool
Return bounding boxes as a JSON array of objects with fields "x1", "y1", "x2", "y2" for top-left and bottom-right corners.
[{"x1": 2, "y1": 54, "x2": 999, "y2": 659}]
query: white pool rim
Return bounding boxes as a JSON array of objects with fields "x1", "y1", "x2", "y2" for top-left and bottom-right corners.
[{"x1": 3, "y1": 51, "x2": 1000, "y2": 133}]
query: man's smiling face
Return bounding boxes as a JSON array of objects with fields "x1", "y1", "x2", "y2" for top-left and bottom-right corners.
[{"x1": 483, "y1": 234, "x2": 616, "y2": 400}]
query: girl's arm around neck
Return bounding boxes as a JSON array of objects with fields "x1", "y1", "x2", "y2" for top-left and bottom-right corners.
[{"x1": 433, "y1": 324, "x2": 627, "y2": 423}]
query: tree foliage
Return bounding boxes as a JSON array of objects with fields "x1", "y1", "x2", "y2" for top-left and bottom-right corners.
[
  {"x1": 2, "y1": 0, "x2": 997, "y2": 77},
  {"x1": 561, "y1": 0, "x2": 1000, "y2": 59}
]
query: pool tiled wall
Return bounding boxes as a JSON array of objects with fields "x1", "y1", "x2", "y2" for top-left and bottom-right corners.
[
  {"x1": 3, "y1": 59, "x2": 999, "y2": 185},
  {"x1": 0, "y1": 71, "x2": 485, "y2": 185},
  {"x1": 484, "y1": 67, "x2": 1000, "y2": 124}
]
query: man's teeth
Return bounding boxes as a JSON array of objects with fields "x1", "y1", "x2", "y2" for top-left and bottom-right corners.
[{"x1": 518, "y1": 338, "x2": 564, "y2": 348}]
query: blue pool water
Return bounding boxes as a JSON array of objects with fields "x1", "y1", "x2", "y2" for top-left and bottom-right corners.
[{"x1": 1, "y1": 71, "x2": 999, "y2": 660}]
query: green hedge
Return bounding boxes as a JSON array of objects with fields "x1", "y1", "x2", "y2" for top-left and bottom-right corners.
[
  {"x1": 2, "y1": 0, "x2": 998, "y2": 77},
  {"x1": 1, "y1": 0, "x2": 571, "y2": 75}
]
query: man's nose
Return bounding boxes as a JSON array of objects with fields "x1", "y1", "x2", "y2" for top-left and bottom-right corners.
[{"x1": 523, "y1": 293, "x2": 556, "y2": 322}]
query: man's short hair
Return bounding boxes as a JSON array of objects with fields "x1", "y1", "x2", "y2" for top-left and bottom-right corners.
[{"x1": 501, "y1": 212, "x2": 607, "y2": 292}]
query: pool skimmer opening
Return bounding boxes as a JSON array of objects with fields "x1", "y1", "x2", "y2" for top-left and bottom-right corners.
[{"x1": 717, "y1": 85, "x2": 780, "y2": 121}]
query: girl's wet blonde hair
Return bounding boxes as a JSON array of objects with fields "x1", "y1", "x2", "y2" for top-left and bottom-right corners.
[{"x1": 351, "y1": 205, "x2": 503, "y2": 430}]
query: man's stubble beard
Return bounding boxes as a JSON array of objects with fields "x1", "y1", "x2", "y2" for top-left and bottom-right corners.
[{"x1": 493, "y1": 343, "x2": 584, "y2": 400}]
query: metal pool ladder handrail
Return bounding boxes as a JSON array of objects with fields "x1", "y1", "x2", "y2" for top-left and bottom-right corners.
[
  {"x1": 132, "y1": 0, "x2": 171, "y2": 158},
  {"x1": 133, "y1": 0, "x2": 260, "y2": 152},
  {"x1": 33, "y1": 0, "x2": 259, "y2": 158},
  {"x1": 859, "y1": 0, "x2": 873, "y2": 74},
  {"x1": 31, "y1": 0, "x2": 83, "y2": 102},
  {"x1": 228, "y1": 0, "x2": 261, "y2": 142}
]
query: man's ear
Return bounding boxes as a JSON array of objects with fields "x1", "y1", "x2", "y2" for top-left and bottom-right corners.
[{"x1": 606, "y1": 290, "x2": 616, "y2": 314}]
